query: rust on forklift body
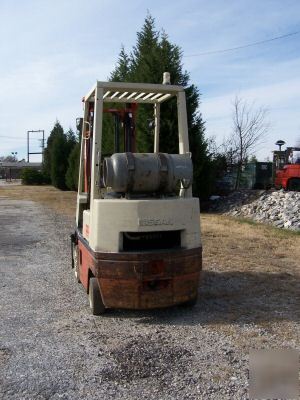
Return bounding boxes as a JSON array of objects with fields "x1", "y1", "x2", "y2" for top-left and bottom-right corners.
[{"x1": 77, "y1": 234, "x2": 202, "y2": 309}]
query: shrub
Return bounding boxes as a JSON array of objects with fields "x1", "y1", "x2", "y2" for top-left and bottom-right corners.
[
  {"x1": 65, "y1": 142, "x2": 80, "y2": 190},
  {"x1": 21, "y1": 168, "x2": 45, "y2": 185}
]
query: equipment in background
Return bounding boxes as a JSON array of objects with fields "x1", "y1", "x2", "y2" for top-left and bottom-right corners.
[
  {"x1": 71, "y1": 75, "x2": 202, "y2": 315},
  {"x1": 27, "y1": 130, "x2": 45, "y2": 163},
  {"x1": 273, "y1": 141, "x2": 300, "y2": 191}
]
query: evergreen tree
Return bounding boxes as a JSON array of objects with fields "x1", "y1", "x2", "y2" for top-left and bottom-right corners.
[
  {"x1": 43, "y1": 122, "x2": 77, "y2": 190},
  {"x1": 65, "y1": 143, "x2": 80, "y2": 190},
  {"x1": 65, "y1": 128, "x2": 79, "y2": 190},
  {"x1": 110, "y1": 14, "x2": 210, "y2": 198},
  {"x1": 50, "y1": 131, "x2": 69, "y2": 190},
  {"x1": 66, "y1": 133, "x2": 80, "y2": 191},
  {"x1": 110, "y1": 45, "x2": 131, "y2": 82},
  {"x1": 129, "y1": 14, "x2": 160, "y2": 82},
  {"x1": 66, "y1": 128, "x2": 77, "y2": 151},
  {"x1": 43, "y1": 121, "x2": 64, "y2": 183}
]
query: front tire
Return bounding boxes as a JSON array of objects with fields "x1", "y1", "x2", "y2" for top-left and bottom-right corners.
[{"x1": 89, "y1": 277, "x2": 106, "y2": 315}]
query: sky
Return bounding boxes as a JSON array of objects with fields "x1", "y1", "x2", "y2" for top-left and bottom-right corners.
[{"x1": 1, "y1": 0, "x2": 300, "y2": 162}]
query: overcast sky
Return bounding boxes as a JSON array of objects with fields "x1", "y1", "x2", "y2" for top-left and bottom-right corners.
[{"x1": 1, "y1": 0, "x2": 300, "y2": 161}]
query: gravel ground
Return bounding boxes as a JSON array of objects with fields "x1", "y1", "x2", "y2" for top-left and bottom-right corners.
[{"x1": 0, "y1": 199, "x2": 299, "y2": 399}]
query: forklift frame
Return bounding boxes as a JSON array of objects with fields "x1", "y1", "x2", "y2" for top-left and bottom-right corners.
[{"x1": 73, "y1": 80, "x2": 202, "y2": 313}]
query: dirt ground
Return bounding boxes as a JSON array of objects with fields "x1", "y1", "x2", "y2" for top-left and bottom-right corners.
[{"x1": 0, "y1": 183, "x2": 299, "y2": 399}]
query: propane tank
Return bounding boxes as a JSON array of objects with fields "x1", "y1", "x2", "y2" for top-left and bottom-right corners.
[{"x1": 103, "y1": 152, "x2": 192, "y2": 194}]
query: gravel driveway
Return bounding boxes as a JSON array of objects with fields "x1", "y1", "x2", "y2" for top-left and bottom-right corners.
[{"x1": 0, "y1": 199, "x2": 298, "y2": 399}]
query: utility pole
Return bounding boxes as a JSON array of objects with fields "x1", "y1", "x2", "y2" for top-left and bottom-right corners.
[{"x1": 27, "y1": 130, "x2": 45, "y2": 162}]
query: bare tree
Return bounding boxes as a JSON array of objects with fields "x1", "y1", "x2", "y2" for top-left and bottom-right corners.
[
  {"x1": 221, "y1": 137, "x2": 239, "y2": 167},
  {"x1": 229, "y1": 96, "x2": 269, "y2": 189},
  {"x1": 0, "y1": 155, "x2": 18, "y2": 162},
  {"x1": 207, "y1": 135, "x2": 222, "y2": 159}
]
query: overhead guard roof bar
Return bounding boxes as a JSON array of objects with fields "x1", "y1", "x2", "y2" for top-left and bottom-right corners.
[{"x1": 84, "y1": 81, "x2": 184, "y2": 104}]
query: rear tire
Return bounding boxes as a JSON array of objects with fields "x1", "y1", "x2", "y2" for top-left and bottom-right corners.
[
  {"x1": 73, "y1": 246, "x2": 80, "y2": 283},
  {"x1": 287, "y1": 178, "x2": 300, "y2": 191},
  {"x1": 181, "y1": 296, "x2": 198, "y2": 308},
  {"x1": 89, "y1": 277, "x2": 106, "y2": 315}
]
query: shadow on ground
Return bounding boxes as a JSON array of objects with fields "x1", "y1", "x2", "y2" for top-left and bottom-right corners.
[{"x1": 103, "y1": 270, "x2": 300, "y2": 326}]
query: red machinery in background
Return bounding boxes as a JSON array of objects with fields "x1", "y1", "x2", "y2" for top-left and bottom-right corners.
[{"x1": 273, "y1": 140, "x2": 300, "y2": 191}]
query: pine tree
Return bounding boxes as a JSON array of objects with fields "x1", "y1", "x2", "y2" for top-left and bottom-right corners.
[
  {"x1": 65, "y1": 143, "x2": 80, "y2": 190},
  {"x1": 51, "y1": 131, "x2": 69, "y2": 190},
  {"x1": 110, "y1": 14, "x2": 210, "y2": 197},
  {"x1": 43, "y1": 121, "x2": 64, "y2": 183},
  {"x1": 65, "y1": 128, "x2": 80, "y2": 191},
  {"x1": 129, "y1": 14, "x2": 160, "y2": 83},
  {"x1": 43, "y1": 122, "x2": 77, "y2": 190},
  {"x1": 110, "y1": 45, "x2": 131, "y2": 82},
  {"x1": 66, "y1": 128, "x2": 77, "y2": 150}
]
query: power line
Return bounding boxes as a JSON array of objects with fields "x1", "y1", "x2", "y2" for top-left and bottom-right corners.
[
  {"x1": 184, "y1": 29, "x2": 300, "y2": 57},
  {"x1": 0, "y1": 135, "x2": 41, "y2": 140},
  {"x1": 0, "y1": 135, "x2": 24, "y2": 140}
]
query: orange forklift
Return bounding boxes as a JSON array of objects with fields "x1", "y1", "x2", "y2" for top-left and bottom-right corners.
[{"x1": 273, "y1": 140, "x2": 300, "y2": 191}]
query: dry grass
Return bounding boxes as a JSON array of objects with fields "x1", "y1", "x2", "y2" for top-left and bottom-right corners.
[
  {"x1": 201, "y1": 213, "x2": 300, "y2": 345},
  {"x1": 0, "y1": 184, "x2": 76, "y2": 217},
  {"x1": 201, "y1": 213, "x2": 300, "y2": 275}
]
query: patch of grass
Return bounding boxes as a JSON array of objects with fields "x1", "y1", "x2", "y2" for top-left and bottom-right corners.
[
  {"x1": 233, "y1": 216, "x2": 300, "y2": 237},
  {"x1": 0, "y1": 185, "x2": 76, "y2": 217},
  {"x1": 201, "y1": 213, "x2": 300, "y2": 283},
  {"x1": 234, "y1": 216, "x2": 259, "y2": 226}
]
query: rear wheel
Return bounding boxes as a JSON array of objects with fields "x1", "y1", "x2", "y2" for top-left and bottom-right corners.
[
  {"x1": 287, "y1": 178, "x2": 300, "y2": 191},
  {"x1": 89, "y1": 277, "x2": 106, "y2": 315},
  {"x1": 73, "y1": 246, "x2": 80, "y2": 283},
  {"x1": 181, "y1": 295, "x2": 198, "y2": 308}
]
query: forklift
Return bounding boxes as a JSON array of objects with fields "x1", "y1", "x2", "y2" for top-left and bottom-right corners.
[
  {"x1": 273, "y1": 140, "x2": 300, "y2": 191},
  {"x1": 71, "y1": 75, "x2": 202, "y2": 315}
]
